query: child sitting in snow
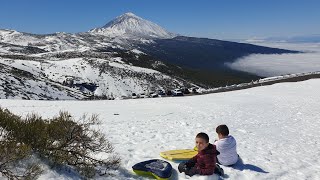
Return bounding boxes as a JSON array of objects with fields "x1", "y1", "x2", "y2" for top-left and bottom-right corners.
[
  {"x1": 178, "y1": 132, "x2": 224, "y2": 177},
  {"x1": 214, "y1": 124, "x2": 239, "y2": 166}
]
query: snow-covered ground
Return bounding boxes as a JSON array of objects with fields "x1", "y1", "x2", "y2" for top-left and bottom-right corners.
[
  {"x1": 227, "y1": 42, "x2": 320, "y2": 77},
  {"x1": 1, "y1": 79, "x2": 319, "y2": 179}
]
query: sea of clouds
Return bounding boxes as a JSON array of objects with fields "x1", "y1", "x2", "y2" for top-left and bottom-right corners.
[{"x1": 227, "y1": 42, "x2": 320, "y2": 77}]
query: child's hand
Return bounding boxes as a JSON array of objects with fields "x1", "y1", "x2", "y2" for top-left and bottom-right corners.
[
  {"x1": 185, "y1": 167, "x2": 198, "y2": 177},
  {"x1": 178, "y1": 164, "x2": 187, "y2": 173}
]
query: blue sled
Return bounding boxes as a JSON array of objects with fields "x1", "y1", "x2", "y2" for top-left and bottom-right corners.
[{"x1": 132, "y1": 159, "x2": 172, "y2": 179}]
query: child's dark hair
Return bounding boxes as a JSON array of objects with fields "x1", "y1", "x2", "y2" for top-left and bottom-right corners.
[
  {"x1": 196, "y1": 132, "x2": 209, "y2": 143},
  {"x1": 216, "y1": 124, "x2": 229, "y2": 136}
]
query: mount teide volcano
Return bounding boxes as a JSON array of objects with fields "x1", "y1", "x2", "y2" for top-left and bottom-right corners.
[{"x1": 89, "y1": 12, "x2": 175, "y2": 39}]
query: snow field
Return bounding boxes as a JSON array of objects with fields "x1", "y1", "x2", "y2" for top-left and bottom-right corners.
[{"x1": 0, "y1": 79, "x2": 320, "y2": 179}]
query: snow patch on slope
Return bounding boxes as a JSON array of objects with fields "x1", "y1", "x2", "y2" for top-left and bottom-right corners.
[{"x1": 0, "y1": 57, "x2": 182, "y2": 99}]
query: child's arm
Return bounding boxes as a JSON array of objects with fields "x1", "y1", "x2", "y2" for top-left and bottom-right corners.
[
  {"x1": 185, "y1": 155, "x2": 197, "y2": 168},
  {"x1": 181, "y1": 154, "x2": 199, "y2": 176},
  {"x1": 185, "y1": 167, "x2": 198, "y2": 177},
  {"x1": 214, "y1": 139, "x2": 218, "y2": 145}
]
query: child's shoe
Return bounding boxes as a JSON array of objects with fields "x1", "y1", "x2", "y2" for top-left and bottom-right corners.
[{"x1": 215, "y1": 164, "x2": 224, "y2": 176}]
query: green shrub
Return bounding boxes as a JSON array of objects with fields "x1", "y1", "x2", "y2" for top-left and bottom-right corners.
[
  {"x1": 0, "y1": 126, "x2": 42, "y2": 179},
  {"x1": 0, "y1": 108, "x2": 120, "y2": 179}
]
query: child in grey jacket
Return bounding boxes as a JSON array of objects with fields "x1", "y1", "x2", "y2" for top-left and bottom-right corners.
[{"x1": 214, "y1": 125, "x2": 239, "y2": 166}]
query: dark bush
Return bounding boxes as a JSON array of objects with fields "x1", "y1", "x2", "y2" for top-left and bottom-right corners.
[
  {"x1": 0, "y1": 108, "x2": 120, "y2": 179},
  {"x1": 0, "y1": 109, "x2": 42, "y2": 179},
  {"x1": 0, "y1": 136, "x2": 42, "y2": 180}
]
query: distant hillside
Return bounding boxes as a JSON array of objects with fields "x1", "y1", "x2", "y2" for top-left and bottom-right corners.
[
  {"x1": 138, "y1": 36, "x2": 298, "y2": 69},
  {"x1": 137, "y1": 36, "x2": 298, "y2": 86}
]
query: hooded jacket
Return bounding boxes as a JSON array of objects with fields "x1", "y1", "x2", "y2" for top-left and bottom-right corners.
[
  {"x1": 214, "y1": 135, "x2": 238, "y2": 166},
  {"x1": 187, "y1": 143, "x2": 218, "y2": 175}
]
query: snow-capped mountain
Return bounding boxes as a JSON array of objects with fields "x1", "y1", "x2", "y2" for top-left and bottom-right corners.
[
  {"x1": 89, "y1": 12, "x2": 176, "y2": 39},
  {"x1": 0, "y1": 12, "x2": 300, "y2": 100}
]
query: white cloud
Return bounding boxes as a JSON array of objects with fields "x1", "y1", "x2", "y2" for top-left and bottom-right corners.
[{"x1": 227, "y1": 42, "x2": 320, "y2": 77}]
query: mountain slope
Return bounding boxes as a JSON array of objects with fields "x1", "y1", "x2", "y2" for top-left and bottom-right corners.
[
  {"x1": 136, "y1": 36, "x2": 298, "y2": 86},
  {"x1": 0, "y1": 63, "x2": 86, "y2": 100},
  {"x1": 138, "y1": 36, "x2": 298, "y2": 70},
  {"x1": 0, "y1": 53, "x2": 194, "y2": 99}
]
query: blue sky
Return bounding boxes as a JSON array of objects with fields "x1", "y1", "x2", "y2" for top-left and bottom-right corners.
[{"x1": 1, "y1": 0, "x2": 319, "y2": 40}]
